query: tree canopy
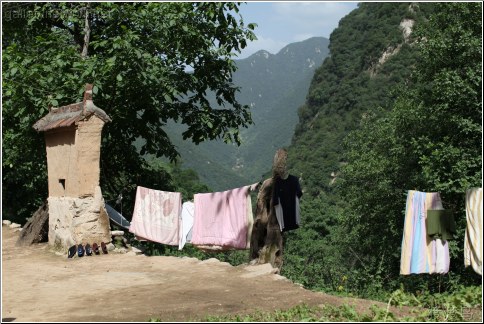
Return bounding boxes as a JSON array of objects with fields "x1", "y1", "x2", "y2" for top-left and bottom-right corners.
[{"x1": 2, "y1": 2, "x2": 256, "y2": 222}]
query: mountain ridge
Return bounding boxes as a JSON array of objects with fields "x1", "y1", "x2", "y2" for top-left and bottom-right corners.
[{"x1": 167, "y1": 36, "x2": 330, "y2": 190}]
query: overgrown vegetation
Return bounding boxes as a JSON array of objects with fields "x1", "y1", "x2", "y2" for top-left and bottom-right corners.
[
  {"x1": 2, "y1": 2, "x2": 256, "y2": 224},
  {"x1": 182, "y1": 284, "x2": 481, "y2": 322},
  {"x1": 199, "y1": 285, "x2": 481, "y2": 322},
  {"x1": 146, "y1": 285, "x2": 482, "y2": 321},
  {"x1": 136, "y1": 236, "x2": 250, "y2": 267},
  {"x1": 2, "y1": 1, "x2": 482, "y2": 316},
  {"x1": 279, "y1": 1, "x2": 482, "y2": 302}
]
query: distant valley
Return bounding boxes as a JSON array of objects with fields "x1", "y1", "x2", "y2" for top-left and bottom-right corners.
[{"x1": 167, "y1": 37, "x2": 329, "y2": 191}]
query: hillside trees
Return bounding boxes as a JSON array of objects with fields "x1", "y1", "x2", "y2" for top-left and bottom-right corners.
[
  {"x1": 280, "y1": 2, "x2": 481, "y2": 297},
  {"x1": 280, "y1": 2, "x2": 435, "y2": 294},
  {"x1": 2, "y1": 2, "x2": 256, "y2": 222},
  {"x1": 289, "y1": 2, "x2": 432, "y2": 197},
  {"x1": 340, "y1": 2, "x2": 482, "y2": 292}
]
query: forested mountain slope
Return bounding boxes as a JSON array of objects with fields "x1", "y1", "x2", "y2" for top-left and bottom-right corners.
[
  {"x1": 167, "y1": 37, "x2": 330, "y2": 190},
  {"x1": 282, "y1": 1, "x2": 482, "y2": 297},
  {"x1": 288, "y1": 2, "x2": 427, "y2": 194}
]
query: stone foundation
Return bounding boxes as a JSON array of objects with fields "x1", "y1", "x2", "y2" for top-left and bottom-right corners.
[{"x1": 48, "y1": 186, "x2": 111, "y2": 249}]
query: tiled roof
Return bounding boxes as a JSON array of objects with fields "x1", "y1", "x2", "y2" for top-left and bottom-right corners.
[{"x1": 33, "y1": 85, "x2": 111, "y2": 132}]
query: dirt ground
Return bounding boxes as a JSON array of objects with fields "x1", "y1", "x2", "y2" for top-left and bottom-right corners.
[{"x1": 2, "y1": 225, "x2": 414, "y2": 322}]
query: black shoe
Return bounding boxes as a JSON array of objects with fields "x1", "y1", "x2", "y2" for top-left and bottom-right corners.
[
  {"x1": 77, "y1": 244, "x2": 85, "y2": 257},
  {"x1": 85, "y1": 243, "x2": 92, "y2": 256},
  {"x1": 93, "y1": 243, "x2": 100, "y2": 255},
  {"x1": 101, "y1": 242, "x2": 108, "y2": 254},
  {"x1": 67, "y1": 245, "x2": 77, "y2": 258}
]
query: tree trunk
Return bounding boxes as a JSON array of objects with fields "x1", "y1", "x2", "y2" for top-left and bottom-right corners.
[
  {"x1": 81, "y1": 4, "x2": 90, "y2": 58},
  {"x1": 249, "y1": 148, "x2": 288, "y2": 271},
  {"x1": 249, "y1": 178, "x2": 283, "y2": 270}
]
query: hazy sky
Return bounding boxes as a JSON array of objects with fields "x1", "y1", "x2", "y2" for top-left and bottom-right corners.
[{"x1": 236, "y1": 1, "x2": 359, "y2": 59}]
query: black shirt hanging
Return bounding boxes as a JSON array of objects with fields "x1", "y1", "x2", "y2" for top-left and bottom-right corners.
[{"x1": 272, "y1": 174, "x2": 303, "y2": 232}]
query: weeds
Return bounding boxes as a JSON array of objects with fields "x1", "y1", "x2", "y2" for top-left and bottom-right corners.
[
  {"x1": 147, "y1": 285, "x2": 481, "y2": 322},
  {"x1": 201, "y1": 303, "x2": 397, "y2": 322}
]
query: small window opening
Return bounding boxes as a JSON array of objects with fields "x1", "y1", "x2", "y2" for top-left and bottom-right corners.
[{"x1": 59, "y1": 179, "x2": 66, "y2": 195}]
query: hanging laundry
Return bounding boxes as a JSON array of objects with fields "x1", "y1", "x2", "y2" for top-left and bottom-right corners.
[
  {"x1": 274, "y1": 198, "x2": 284, "y2": 232},
  {"x1": 195, "y1": 193, "x2": 254, "y2": 252},
  {"x1": 191, "y1": 186, "x2": 251, "y2": 250},
  {"x1": 426, "y1": 209, "x2": 456, "y2": 241},
  {"x1": 433, "y1": 238, "x2": 450, "y2": 274},
  {"x1": 464, "y1": 187, "x2": 482, "y2": 275},
  {"x1": 400, "y1": 190, "x2": 450, "y2": 275},
  {"x1": 179, "y1": 201, "x2": 195, "y2": 250},
  {"x1": 273, "y1": 174, "x2": 303, "y2": 232},
  {"x1": 129, "y1": 186, "x2": 181, "y2": 246}
]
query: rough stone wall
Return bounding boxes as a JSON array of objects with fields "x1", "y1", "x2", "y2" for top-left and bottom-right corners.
[{"x1": 48, "y1": 186, "x2": 111, "y2": 249}]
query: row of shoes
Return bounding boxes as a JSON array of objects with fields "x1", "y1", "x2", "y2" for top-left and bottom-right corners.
[{"x1": 67, "y1": 242, "x2": 108, "y2": 258}]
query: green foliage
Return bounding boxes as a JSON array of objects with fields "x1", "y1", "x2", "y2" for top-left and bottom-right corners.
[
  {"x1": 288, "y1": 3, "x2": 437, "y2": 198},
  {"x1": 167, "y1": 37, "x2": 330, "y2": 191},
  {"x1": 280, "y1": 2, "x2": 435, "y2": 294},
  {"x1": 279, "y1": 0, "x2": 481, "y2": 301},
  {"x1": 138, "y1": 239, "x2": 250, "y2": 267},
  {"x1": 201, "y1": 303, "x2": 397, "y2": 322},
  {"x1": 390, "y1": 284, "x2": 482, "y2": 322},
  {"x1": 280, "y1": 196, "x2": 348, "y2": 292},
  {"x1": 337, "y1": 1, "x2": 481, "y2": 295},
  {"x1": 200, "y1": 286, "x2": 481, "y2": 322},
  {"x1": 147, "y1": 286, "x2": 481, "y2": 322},
  {"x1": 164, "y1": 161, "x2": 212, "y2": 200},
  {"x1": 390, "y1": 284, "x2": 482, "y2": 309},
  {"x1": 2, "y1": 2, "x2": 256, "y2": 222}
]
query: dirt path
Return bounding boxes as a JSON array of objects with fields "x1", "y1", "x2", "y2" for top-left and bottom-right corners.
[{"x1": 2, "y1": 225, "x2": 407, "y2": 322}]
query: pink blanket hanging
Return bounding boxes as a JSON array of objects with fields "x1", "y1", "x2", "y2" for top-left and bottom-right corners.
[
  {"x1": 191, "y1": 186, "x2": 250, "y2": 249},
  {"x1": 129, "y1": 186, "x2": 181, "y2": 246}
]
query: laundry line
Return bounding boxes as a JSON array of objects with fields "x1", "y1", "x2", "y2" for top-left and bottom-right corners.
[
  {"x1": 400, "y1": 188, "x2": 482, "y2": 276},
  {"x1": 128, "y1": 183, "x2": 258, "y2": 252}
]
